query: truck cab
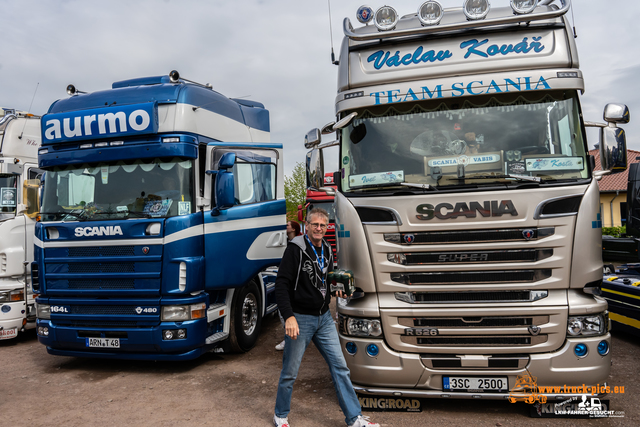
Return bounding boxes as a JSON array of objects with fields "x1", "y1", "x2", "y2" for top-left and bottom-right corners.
[
  {"x1": 0, "y1": 109, "x2": 41, "y2": 341},
  {"x1": 33, "y1": 72, "x2": 286, "y2": 359}
]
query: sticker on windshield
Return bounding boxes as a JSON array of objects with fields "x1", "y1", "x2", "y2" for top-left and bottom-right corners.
[
  {"x1": 178, "y1": 201, "x2": 190, "y2": 216},
  {"x1": 144, "y1": 199, "x2": 172, "y2": 217},
  {"x1": 428, "y1": 154, "x2": 500, "y2": 167},
  {"x1": 101, "y1": 166, "x2": 109, "y2": 184},
  {"x1": 1, "y1": 188, "x2": 17, "y2": 207},
  {"x1": 116, "y1": 205, "x2": 129, "y2": 212},
  {"x1": 526, "y1": 157, "x2": 584, "y2": 172},
  {"x1": 350, "y1": 171, "x2": 404, "y2": 187}
]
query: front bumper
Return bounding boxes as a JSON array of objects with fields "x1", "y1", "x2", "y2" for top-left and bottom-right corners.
[
  {"x1": 340, "y1": 333, "x2": 612, "y2": 400},
  {"x1": 36, "y1": 317, "x2": 209, "y2": 361}
]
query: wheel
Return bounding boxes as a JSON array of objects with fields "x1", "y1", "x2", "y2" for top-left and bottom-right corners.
[
  {"x1": 603, "y1": 264, "x2": 616, "y2": 275},
  {"x1": 228, "y1": 280, "x2": 262, "y2": 353}
]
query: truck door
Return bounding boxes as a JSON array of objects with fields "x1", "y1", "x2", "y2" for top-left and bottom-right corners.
[{"x1": 203, "y1": 147, "x2": 286, "y2": 289}]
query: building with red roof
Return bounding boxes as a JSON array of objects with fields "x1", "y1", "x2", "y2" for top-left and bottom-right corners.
[{"x1": 590, "y1": 148, "x2": 640, "y2": 228}]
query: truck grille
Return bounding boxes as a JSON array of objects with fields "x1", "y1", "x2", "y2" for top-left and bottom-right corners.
[
  {"x1": 68, "y1": 246, "x2": 136, "y2": 257},
  {"x1": 385, "y1": 227, "x2": 555, "y2": 245},
  {"x1": 407, "y1": 336, "x2": 546, "y2": 346},
  {"x1": 64, "y1": 279, "x2": 136, "y2": 290},
  {"x1": 56, "y1": 321, "x2": 138, "y2": 328},
  {"x1": 391, "y1": 269, "x2": 551, "y2": 285},
  {"x1": 70, "y1": 306, "x2": 143, "y2": 315},
  {"x1": 395, "y1": 290, "x2": 548, "y2": 304},
  {"x1": 403, "y1": 316, "x2": 549, "y2": 328},
  {"x1": 396, "y1": 249, "x2": 552, "y2": 265},
  {"x1": 68, "y1": 263, "x2": 136, "y2": 273}
]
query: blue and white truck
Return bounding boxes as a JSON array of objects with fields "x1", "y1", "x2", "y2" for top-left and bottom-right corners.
[{"x1": 33, "y1": 71, "x2": 287, "y2": 360}]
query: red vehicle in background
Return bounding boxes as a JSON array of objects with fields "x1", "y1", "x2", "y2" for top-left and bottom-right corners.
[{"x1": 298, "y1": 173, "x2": 337, "y2": 265}]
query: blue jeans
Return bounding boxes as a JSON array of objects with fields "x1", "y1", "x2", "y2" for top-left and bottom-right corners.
[{"x1": 275, "y1": 310, "x2": 361, "y2": 425}]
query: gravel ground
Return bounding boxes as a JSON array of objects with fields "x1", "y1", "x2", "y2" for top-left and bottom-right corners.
[{"x1": 1, "y1": 306, "x2": 638, "y2": 427}]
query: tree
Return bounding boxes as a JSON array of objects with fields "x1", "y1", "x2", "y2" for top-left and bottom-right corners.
[{"x1": 284, "y1": 162, "x2": 307, "y2": 222}]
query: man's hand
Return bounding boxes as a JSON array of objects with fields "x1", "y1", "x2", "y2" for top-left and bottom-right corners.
[
  {"x1": 335, "y1": 290, "x2": 348, "y2": 299},
  {"x1": 285, "y1": 316, "x2": 299, "y2": 340}
]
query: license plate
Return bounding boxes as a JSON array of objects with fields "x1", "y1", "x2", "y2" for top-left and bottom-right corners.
[
  {"x1": 443, "y1": 376, "x2": 508, "y2": 392},
  {"x1": 0, "y1": 328, "x2": 18, "y2": 340},
  {"x1": 86, "y1": 338, "x2": 120, "y2": 348}
]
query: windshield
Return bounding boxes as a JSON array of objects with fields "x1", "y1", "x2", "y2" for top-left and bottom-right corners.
[
  {"x1": 40, "y1": 157, "x2": 194, "y2": 222},
  {"x1": 307, "y1": 202, "x2": 336, "y2": 221},
  {"x1": 0, "y1": 174, "x2": 18, "y2": 219},
  {"x1": 340, "y1": 91, "x2": 589, "y2": 192}
]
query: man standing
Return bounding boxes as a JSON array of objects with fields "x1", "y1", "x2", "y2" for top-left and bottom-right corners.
[{"x1": 274, "y1": 208, "x2": 378, "y2": 427}]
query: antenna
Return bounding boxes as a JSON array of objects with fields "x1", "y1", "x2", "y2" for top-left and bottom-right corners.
[
  {"x1": 19, "y1": 82, "x2": 39, "y2": 139},
  {"x1": 327, "y1": 0, "x2": 339, "y2": 65}
]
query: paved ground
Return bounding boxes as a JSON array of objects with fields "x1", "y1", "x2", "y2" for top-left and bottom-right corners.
[{"x1": 1, "y1": 307, "x2": 638, "y2": 427}]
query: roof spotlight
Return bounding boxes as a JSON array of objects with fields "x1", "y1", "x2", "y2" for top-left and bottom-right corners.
[
  {"x1": 169, "y1": 70, "x2": 181, "y2": 83},
  {"x1": 356, "y1": 5, "x2": 375, "y2": 24},
  {"x1": 510, "y1": 0, "x2": 538, "y2": 15},
  {"x1": 66, "y1": 85, "x2": 77, "y2": 96},
  {"x1": 418, "y1": 1, "x2": 444, "y2": 26},
  {"x1": 463, "y1": 0, "x2": 491, "y2": 21},
  {"x1": 374, "y1": 6, "x2": 399, "y2": 31}
]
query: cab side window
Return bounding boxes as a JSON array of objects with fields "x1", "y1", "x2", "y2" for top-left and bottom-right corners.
[{"x1": 233, "y1": 162, "x2": 276, "y2": 205}]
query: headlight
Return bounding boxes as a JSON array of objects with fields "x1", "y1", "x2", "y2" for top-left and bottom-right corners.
[
  {"x1": 418, "y1": 1, "x2": 444, "y2": 26},
  {"x1": 510, "y1": 0, "x2": 538, "y2": 15},
  {"x1": 567, "y1": 312, "x2": 608, "y2": 337},
  {"x1": 374, "y1": 6, "x2": 399, "y2": 31},
  {"x1": 0, "y1": 289, "x2": 24, "y2": 303},
  {"x1": 339, "y1": 314, "x2": 383, "y2": 337},
  {"x1": 161, "y1": 303, "x2": 206, "y2": 321},
  {"x1": 37, "y1": 304, "x2": 51, "y2": 320},
  {"x1": 463, "y1": 0, "x2": 491, "y2": 21}
]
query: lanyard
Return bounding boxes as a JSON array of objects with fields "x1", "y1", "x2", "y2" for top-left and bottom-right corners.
[{"x1": 305, "y1": 235, "x2": 325, "y2": 280}]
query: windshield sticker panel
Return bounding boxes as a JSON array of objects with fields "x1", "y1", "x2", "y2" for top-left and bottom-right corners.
[
  {"x1": 350, "y1": 171, "x2": 404, "y2": 187},
  {"x1": 525, "y1": 157, "x2": 584, "y2": 172}
]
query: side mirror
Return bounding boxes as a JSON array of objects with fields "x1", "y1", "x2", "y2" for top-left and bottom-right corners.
[
  {"x1": 604, "y1": 103, "x2": 630, "y2": 124},
  {"x1": 22, "y1": 179, "x2": 41, "y2": 218},
  {"x1": 304, "y1": 128, "x2": 321, "y2": 149},
  {"x1": 599, "y1": 126, "x2": 627, "y2": 174},
  {"x1": 212, "y1": 153, "x2": 236, "y2": 215},
  {"x1": 297, "y1": 204, "x2": 304, "y2": 222},
  {"x1": 306, "y1": 148, "x2": 324, "y2": 190}
]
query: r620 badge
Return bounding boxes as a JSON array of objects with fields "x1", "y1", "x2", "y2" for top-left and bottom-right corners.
[{"x1": 404, "y1": 328, "x2": 438, "y2": 336}]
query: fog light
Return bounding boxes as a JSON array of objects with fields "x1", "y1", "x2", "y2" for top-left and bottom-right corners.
[
  {"x1": 463, "y1": 0, "x2": 490, "y2": 20},
  {"x1": 597, "y1": 340, "x2": 609, "y2": 356},
  {"x1": 374, "y1": 6, "x2": 399, "y2": 31},
  {"x1": 38, "y1": 326, "x2": 49, "y2": 336},
  {"x1": 163, "y1": 330, "x2": 175, "y2": 340},
  {"x1": 366, "y1": 343, "x2": 379, "y2": 357},
  {"x1": 418, "y1": 1, "x2": 444, "y2": 26},
  {"x1": 345, "y1": 341, "x2": 358, "y2": 355},
  {"x1": 510, "y1": 0, "x2": 537, "y2": 15},
  {"x1": 574, "y1": 343, "x2": 588, "y2": 357},
  {"x1": 177, "y1": 329, "x2": 187, "y2": 339}
]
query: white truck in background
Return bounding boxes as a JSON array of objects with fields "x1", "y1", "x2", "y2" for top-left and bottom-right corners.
[{"x1": 0, "y1": 108, "x2": 42, "y2": 340}]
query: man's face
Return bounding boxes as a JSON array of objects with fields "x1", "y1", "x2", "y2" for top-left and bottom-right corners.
[{"x1": 306, "y1": 214, "x2": 328, "y2": 245}]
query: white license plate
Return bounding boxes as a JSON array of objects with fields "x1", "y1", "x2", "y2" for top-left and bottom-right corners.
[
  {"x1": 86, "y1": 338, "x2": 120, "y2": 348},
  {"x1": 443, "y1": 376, "x2": 508, "y2": 392},
  {"x1": 0, "y1": 328, "x2": 18, "y2": 340}
]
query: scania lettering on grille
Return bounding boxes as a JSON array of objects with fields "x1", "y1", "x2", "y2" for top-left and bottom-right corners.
[
  {"x1": 74, "y1": 226, "x2": 123, "y2": 237},
  {"x1": 438, "y1": 253, "x2": 488, "y2": 262},
  {"x1": 416, "y1": 200, "x2": 518, "y2": 220}
]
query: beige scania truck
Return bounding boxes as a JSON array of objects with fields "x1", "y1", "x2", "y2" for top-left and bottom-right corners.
[{"x1": 304, "y1": 0, "x2": 629, "y2": 401}]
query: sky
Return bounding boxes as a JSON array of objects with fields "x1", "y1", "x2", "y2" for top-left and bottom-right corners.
[{"x1": 1, "y1": 0, "x2": 638, "y2": 176}]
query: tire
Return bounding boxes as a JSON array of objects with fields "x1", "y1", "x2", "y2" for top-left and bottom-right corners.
[{"x1": 228, "y1": 280, "x2": 262, "y2": 353}]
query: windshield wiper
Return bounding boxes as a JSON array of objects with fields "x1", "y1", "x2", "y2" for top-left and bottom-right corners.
[
  {"x1": 452, "y1": 174, "x2": 542, "y2": 183},
  {"x1": 399, "y1": 182, "x2": 436, "y2": 191},
  {"x1": 126, "y1": 211, "x2": 152, "y2": 218}
]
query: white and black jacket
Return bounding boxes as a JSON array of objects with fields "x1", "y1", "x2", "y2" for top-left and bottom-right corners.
[{"x1": 275, "y1": 235, "x2": 334, "y2": 320}]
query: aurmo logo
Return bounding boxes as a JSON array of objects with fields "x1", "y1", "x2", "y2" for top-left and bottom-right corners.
[{"x1": 508, "y1": 374, "x2": 547, "y2": 404}]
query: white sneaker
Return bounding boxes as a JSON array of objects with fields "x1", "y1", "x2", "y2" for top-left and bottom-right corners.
[
  {"x1": 273, "y1": 414, "x2": 290, "y2": 427},
  {"x1": 348, "y1": 415, "x2": 379, "y2": 427},
  {"x1": 275, "y1": 340, "x2": 285, "y2": 351}
]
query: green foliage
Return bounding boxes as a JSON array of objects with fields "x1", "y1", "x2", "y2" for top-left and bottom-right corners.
[
  {"x1": 284, "y1": 162, "x2": 307, "y2": 222},
  {"x1": 602, "y1": 225, "x2": 626, "y2": 237}
]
